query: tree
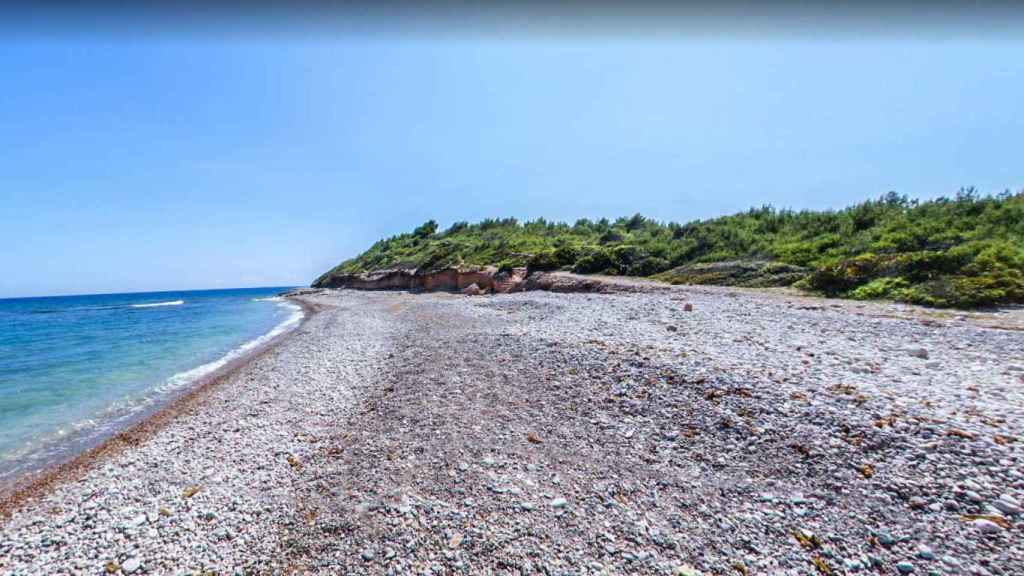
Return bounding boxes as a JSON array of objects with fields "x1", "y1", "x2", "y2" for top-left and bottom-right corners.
[{"x1": 413, "y1": 220, "x2": 439, "y2": 238}]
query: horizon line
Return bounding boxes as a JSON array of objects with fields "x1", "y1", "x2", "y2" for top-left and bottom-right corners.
[{"x1": 0, "y1": 284, "x2": 304, "y2": 302}]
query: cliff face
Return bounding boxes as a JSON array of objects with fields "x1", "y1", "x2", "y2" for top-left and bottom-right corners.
[
  {"x1": 311, "y1": 265, "x2": 664, "y2": 296},
  {"x1": 313, "y1": 266, "x2": 530, "y2": 294}
]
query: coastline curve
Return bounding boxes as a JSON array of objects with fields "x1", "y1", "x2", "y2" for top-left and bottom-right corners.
[{"x1": 0, "y1": 296, "x2": 318, "y2": 519}]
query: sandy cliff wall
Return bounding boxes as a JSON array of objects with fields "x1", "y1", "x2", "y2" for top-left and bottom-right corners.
[
  {"x1": 316, "y1": 266, "x2": 531, "y2": 294},
  {"x1": 312, "y1": 267, "x2": 662, "y2": 296}
]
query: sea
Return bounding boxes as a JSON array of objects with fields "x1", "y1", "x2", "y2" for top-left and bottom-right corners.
[{"x1": 0, "y1": 287, "x2": 302, "y2": 484}]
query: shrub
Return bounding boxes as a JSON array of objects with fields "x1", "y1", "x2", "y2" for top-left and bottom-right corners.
[
  {"x1": 628, "y1": 257, "x2": 671, "y2": 277},
  {"x1": 599, "y1": 229, "x2": 624, "y2": 244},
  {"x1": 413, "y1": 220, "x2": 439, "y2": 238},
  {"x1": 496, "y1": 258, "x2": 526, "y2": 273},
  {"x1": 553, "y1": 245, "x2": 579, "y2": 267},
  {"x1": 623, "y1": 213, "x2": 647, "y2": 231},
  {"x1": 611, "y1": 245, "x2": 644, "y2": 273},
  {"x1": 807, "y1": 263, "x2": 860, "y2": 295},
  {"x1": 885, "y1": 251, "x2": 959, "y2": 280},
  {"x1": 527, "y1": 250, "x2": 561, "y2": 272},
  {"x1": 807, "y1": 253, "x2": 881, "y2": 294},
  {"x1": 761, "y1": 261, "x2": 804, "y2": 275},
  {"x1": 573, "y1": 247, "x2": 615, "y2": 274},
  {"x1": 849, "y1": 277, "x2": 909, "y2": 300},
  {"x1": 444, "y1": 221, "x2": 469, "y2": 235}
]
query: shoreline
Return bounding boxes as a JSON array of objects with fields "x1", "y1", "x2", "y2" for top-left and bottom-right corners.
[
  {"x1": 0, "y1": 296, "x2": 319, "y2": 520},
  {"x1": 1, "y1": 288, "x2": 1021, "y2": 573}
]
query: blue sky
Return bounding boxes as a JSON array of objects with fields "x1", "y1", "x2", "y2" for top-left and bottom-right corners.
[{"x1": 1, "y1": 30, "x2": 1021, "y2": 297}]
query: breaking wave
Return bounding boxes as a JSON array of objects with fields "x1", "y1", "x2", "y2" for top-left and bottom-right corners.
[
  {"x1": 129, "y1": 300, "x2": 184, "y2": 308},
  {"x1": 0, "y1": 297, "x2": 303, "y2": 483},
  {"x1": 154, "y1": 300, "x2": 302, "y2": 394}
]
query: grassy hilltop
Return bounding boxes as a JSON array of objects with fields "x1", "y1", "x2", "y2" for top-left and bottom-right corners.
[{"x1": 315, "y1": 189, "x2": 1024, "y2": 308}]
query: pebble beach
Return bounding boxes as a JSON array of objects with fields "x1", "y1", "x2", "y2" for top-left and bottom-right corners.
[{"x1": 2, "y1": 286, "x2": 1023, "y2": 575}]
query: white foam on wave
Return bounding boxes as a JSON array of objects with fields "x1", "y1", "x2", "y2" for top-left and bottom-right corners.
[
  {"x1": 252, "y1": 296, "x2": 282, "y2": 302},
  {"x1": 0, "y1": 298, "x2": 305, "y2": 476},
  {"x1": 130, "y1": 300, "x2": 185, "y2": 308},
  {"x1": 154, "y1": 299, "x2": 303, "y2": 394}
]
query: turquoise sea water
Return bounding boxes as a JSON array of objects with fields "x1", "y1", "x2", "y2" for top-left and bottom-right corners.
[{"x1": 0, "y1": 287, "x2": 301, "y2": 483}]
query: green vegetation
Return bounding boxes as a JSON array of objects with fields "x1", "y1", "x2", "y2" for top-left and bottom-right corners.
[{"x1": 314, "y1": 189, "x2": 1024, "y2": 308}]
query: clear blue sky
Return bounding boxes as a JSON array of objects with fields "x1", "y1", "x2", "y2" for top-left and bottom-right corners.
[{"x1": 1, "y1": 13, "x2": 1022, "y2": 297}]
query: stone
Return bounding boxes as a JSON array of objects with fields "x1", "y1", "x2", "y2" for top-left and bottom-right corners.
[
  {"x1": 917, "y1": 545, "x2": 935, "y2": 560},
  {"x1": 896, "y1": 561, "x2": 914, "y2": 573},
  {"x1": 549, "y1": 497, "x2": 568, "y2": 509},
  {"x1": 462, "y1": 283, "x2": 482, "y2": 296},
  {"x1": 361, "y1": 548, "x2": 376, "y2": 561},
  {"x1": 907, "y1": 348, "x2": 929, "y2": 359},
  {"x1": 683, "y1": 303, "x2": 694, "y2": 312},
  {"x1": 964, "y1": 490, "x2": 983, "y2": 503},
  {"x1": 673, "y1": 564, "x2": 701, "y2": 576},
  {"x1": 877, "y1": 531, "x2": 896, "y2": 546},
  {"x1": 994, "y1": 494, "x2": 1022, "y2": 515},
  {"x1": 908, "y1": 496, "x2": 927, "y2": 509},
  {"x1": 972, "y1": 519, "x2": 1003, "y2": 534},
  {"x1": 121, "y1": 558, "x2": 142, "y2": 574},
  {"x1": 127, "y1": 514, "x2": 147, "y2": 528},
  {"x1": 941, "y1": 556, "x2": 961, "y2": 568}
]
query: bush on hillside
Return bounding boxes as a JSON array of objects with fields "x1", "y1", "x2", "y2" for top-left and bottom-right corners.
[
  {"x1": 527, "y1": 250, "x2": 561, "y2": 272},
  {"x1": 413, "y1": 220, "x2": 439, "y2": 238},
  {"x1": 573, "y1": 246, "x2": 616, "y2": 274},
  {"x1": 628, "y1": 256, "x2": 671, "y2": 277},
  {"x1": 313, "y1": 189, "x2": 1024, "y2": 308}
]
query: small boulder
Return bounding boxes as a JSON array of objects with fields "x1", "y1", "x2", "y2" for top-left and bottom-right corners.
[
  {"x1": 121, "y1": 558, "x2": 142, "y2": 574},
  {"x1": 683, "y1": 303, "x2": 694, "y2": 312},
  {"x1": 907, "y1": 347, "x2": 929, "y2": 359},
  {"x1": 462, "y1": 283, "x2": 482, "y2": 296}
]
